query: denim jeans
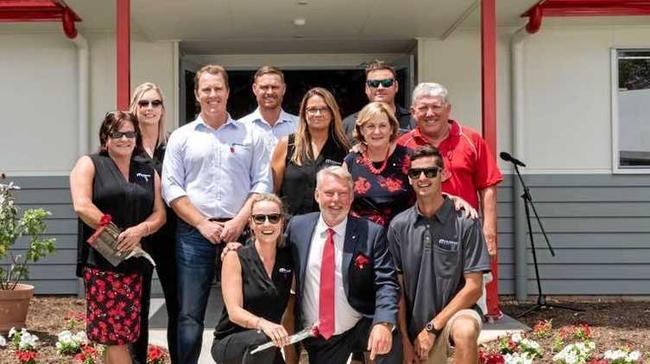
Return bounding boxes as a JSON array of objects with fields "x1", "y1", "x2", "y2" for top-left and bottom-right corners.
[{"x1": 175, "y1": 220, "x2": 223, "y2": 364}]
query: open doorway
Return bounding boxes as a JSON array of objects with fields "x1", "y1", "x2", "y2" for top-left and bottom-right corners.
[{"x1": 182, "y1": 67, "x2": 410, "y2": 124}]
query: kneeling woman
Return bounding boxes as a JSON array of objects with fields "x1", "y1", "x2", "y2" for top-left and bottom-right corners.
[
  {"x1": 212, "y1": 194, "x2": 293, "y2": 364},
  {"x1": 70, "y1": 111, "x2": 166, "y2": 364}
]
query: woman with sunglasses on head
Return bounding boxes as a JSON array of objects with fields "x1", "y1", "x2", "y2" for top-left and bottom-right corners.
[
  {"x1": 70, "y1": 111, "x2": 166, "y2": 364},
  {"x1": 212, "y1": 194, "x2": 293, "y2": 364},
  {"x1": 271, "y1": 87, "x2": 350, "y2": 217},
  {"x1": 128, "y1": 82, "x2": 179, "y2": 364}
]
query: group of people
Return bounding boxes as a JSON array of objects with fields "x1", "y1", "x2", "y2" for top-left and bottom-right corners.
[{"x1": 70, "y1": 59, "x2": 502, "y2": 364}]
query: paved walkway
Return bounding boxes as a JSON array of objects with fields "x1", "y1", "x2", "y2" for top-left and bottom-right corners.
[{"x1": 147, "y1": 287, "x2": 529, "y2": 364}]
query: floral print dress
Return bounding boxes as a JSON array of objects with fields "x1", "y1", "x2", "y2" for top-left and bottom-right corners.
[{"x1": 344, "y1": 144, "x2": 415, "y2": 227}]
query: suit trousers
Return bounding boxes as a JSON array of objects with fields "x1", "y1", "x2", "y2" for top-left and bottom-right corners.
[{"x1": 304, "y1": 317, "x2": 403, "y2": 364}]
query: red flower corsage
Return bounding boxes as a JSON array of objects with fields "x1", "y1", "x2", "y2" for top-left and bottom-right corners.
[
  {"x1": 99, "y1": 214, "x2": 112, "y2": 226},
  {"x1": 354, "y1": 254, "x2": 370, "y2": 269}
]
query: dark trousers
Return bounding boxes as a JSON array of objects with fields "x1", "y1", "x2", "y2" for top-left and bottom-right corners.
[
  {"x1": 212, "y1": 330, "x2": 285, "y2": 364},
  {"x1": 304, "y1": 318, "x2": 403, "y2": 364},
  {"x1": 129, "y1": 228, "x2": 180, "y2": 364}
]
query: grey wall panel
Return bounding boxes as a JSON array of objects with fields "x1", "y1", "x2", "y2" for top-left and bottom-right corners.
[{"x1": 2, "y1": 175, "x2": 649, "y2": 296}]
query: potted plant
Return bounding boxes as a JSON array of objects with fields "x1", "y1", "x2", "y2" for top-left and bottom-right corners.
[{"x1": 0, "y1": 174, "x2": 56, "y2": 332}]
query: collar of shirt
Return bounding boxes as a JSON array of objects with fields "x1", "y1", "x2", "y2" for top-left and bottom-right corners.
[
  {"x1": 396, "y1": 105, "x2": 411, "y2": 118},
  {"x1": 194, "y1": 113, "x2": 238, "y2": 131},
  {"x1": 412, "y1": 119, "x2": 461, "y2": 144},
  {"x1": 315, "y1": 214, "x2": 348, "y2": 244},
  {"x1": 249, "y1": 107, "x2": 295, "y2": 128},
  {"x1": 414, "y1": 196, "x2": 453, "y2": 224}
]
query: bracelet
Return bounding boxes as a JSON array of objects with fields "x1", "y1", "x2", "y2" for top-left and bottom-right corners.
[
  {"x1": 143, "y1": 222, "x2": 151, "y2": 236},
  {"x1": 254, "y1": 317, "x2": 262, "y2": 331}
]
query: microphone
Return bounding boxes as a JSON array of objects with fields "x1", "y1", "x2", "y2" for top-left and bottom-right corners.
[{"x1": 499, "y1": 152, "x2": 526, "y2": 167}]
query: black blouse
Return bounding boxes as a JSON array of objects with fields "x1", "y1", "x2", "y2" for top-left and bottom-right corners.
[
  {"x1": 279, "y1": 133, "x2": 348, "y2": 216},
  {"x1": 213, "y1": 245, "x2": 294, "y2": 340},
  {"x1": 76, "y1": 153, "x2": 155, "y2": 276}
]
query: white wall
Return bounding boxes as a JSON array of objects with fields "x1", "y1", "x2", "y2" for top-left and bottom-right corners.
[
  {"x1": 0, "y1": 33, "x2": 78, "y2": 175},
  {"x1": 0, "y1": 31, "x2": 176, "y2": 175},
  {"x1": 418, "y1": 25, "x2": 650, "y2": 173}
]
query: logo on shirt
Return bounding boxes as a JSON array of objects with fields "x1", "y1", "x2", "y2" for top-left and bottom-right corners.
[
  {"x1": 136, "y1": 173, "x2": 151, "y2": 182},
  {"x1": 437, "y1": 239, "x2": 459, "y2": 252}
]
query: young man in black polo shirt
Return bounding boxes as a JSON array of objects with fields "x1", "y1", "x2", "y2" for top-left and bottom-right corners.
[{"x1": 387, "y1": 146, "x2": 490, "y2": 364}]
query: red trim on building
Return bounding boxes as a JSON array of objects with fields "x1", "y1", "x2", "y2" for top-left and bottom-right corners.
[
  {"x1": 523, "y1": 0, "x2": 650, "y2": 33},
  {"x1": 480, "y1": 0, "x2": 502, "y2": 318},
  {"x1": 116, "y1": 0, "x2": 131, "y2": 110},
  {"x1": 0, "y1": 0, "x2": 81, "y2": 39}
]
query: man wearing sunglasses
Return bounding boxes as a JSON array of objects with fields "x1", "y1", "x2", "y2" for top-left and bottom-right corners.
[
  {"x1": 387, "y1": 146, "x2": 490, "y2": 364},
  {"x1": 239, "y1": 66, "x2": 298, "y2": 153},
  {"x1": 342, "y1": 60, "x2": 415, "y2": 141},
  {"x1": 284, "y1": 166, "x2": 402, "y2": 364},
  {"x1": 397, "y1": 82, "x2": 503, "y2": 319}
]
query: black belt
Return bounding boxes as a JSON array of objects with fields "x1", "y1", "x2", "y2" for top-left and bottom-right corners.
[{"x1": 209, "y1": 218, "x2": 231, "y2": 223}]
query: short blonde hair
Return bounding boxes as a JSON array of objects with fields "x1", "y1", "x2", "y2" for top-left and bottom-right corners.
[
  {"x1": 353, "y1": 102, "x2": 399, "y2": 144},
  {"x1": 316, "y1": 166, "x2": 353, "y2": 192},
  {"x1": 250, "y1": 193, "x2": 287, "y2": 248}
]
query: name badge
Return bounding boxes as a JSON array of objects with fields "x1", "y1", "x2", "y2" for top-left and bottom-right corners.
[{"x1": 436, "y1": 239, "x2": 459, "y2": 252}]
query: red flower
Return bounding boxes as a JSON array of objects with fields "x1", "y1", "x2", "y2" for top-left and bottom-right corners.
[
  {"x1": 401, "y1": 154, "x2": 411, "y2": 175},
  {"x1": 99, "y1": 214, "x2": 112, "y2": 226},
  {"x1": 378, "y1": 176, "x2": 403, "y2": 192},
  {"x1": 354, "y1": 177, "x2": 371, "y2": 195},
  {"x1": 479, "y1": 350, "x2": 505, "y2": 364},
  {"x1": 15, "y1": 350, "x2": 38, "y2": 364},
  {"x1": 354, "y1": 254, "x2": 370, "y2": 269},
  {"x1": 147, "y1": 345, "x2": 167, "y2": 364}
]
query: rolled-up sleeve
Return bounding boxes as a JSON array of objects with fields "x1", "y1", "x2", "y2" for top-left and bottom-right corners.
[
  {"x1": 161, "y1": 131, "x2": 187, "y2": 205},
  {"x1": 249, "y1": 133, "x2": 273, "y2": 194}
]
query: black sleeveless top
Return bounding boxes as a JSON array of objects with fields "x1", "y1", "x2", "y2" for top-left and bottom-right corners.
[
  {"x1": 75, "y1": 153, "x2": 155, "y2": 276},
  {"x1": 134, "y1": 143, "x2": 176, "y2": 254},
  {"x1": 279, "y1": 132, "x2": 348, "y2": 216},
  {"x1": 214, "y1": 245, "x2": 294, "y2": 340}
]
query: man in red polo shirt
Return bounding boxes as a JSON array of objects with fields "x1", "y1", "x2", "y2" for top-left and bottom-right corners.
[{"x1": 397, "y1": 82, "x2": 503, "y2": 319}]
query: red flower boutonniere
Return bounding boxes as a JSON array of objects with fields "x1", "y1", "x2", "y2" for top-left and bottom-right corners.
[{"x1": 354, "y1": 254, "x2": 370, "y2": 269}]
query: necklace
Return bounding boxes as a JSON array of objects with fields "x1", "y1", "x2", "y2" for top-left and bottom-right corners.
[{"x1": 360, "y1": 146, "x2": 390, "y2": 175}]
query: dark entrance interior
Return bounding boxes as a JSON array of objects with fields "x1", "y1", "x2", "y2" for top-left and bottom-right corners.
[{"x1": 183, "y1": 68, "x2": 408, "y2": 124}]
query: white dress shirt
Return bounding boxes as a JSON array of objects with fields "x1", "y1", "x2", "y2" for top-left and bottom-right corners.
[{"x1": 302, "y1": 216, "x2": 362, "y2": 335}]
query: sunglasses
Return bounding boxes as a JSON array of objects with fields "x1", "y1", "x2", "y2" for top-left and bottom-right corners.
[
  {"x1": 366, "y1": 78, "x2": 395, "y2": 88},
  {"x1": 137, "y1": 99, "x2": 163, "y2": 107},
  {"x1": 407, "y1": 167, "x2": 441, "y2": 179},
  {"x1": 109, "y1": 130, "x2": 137, "y2": 139},
  {"x1": 251, "y1": 213, "x2": 282, "y2": 224}
]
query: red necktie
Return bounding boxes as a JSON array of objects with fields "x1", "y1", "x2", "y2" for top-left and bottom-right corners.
[{"x1": 319, "y1": 228, "x2": 336, "y2": 339}]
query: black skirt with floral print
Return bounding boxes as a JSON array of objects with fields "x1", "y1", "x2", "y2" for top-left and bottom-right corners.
[{"x1": 83, "y1": 267, "x2": 143, "y2": 345}]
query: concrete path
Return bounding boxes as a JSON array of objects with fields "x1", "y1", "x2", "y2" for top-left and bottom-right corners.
[{"x1": 147, "y1": 287, "x2": 528, "y2": 364}]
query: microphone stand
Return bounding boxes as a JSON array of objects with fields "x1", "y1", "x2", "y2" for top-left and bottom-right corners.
[{"x1": 511, "y1": 162, "x2": 582, "y2": 317}]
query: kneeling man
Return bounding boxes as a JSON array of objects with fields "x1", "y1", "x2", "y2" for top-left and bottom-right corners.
[
  {"x1": 285, "y1": 166, "x2": 402, "y2": 364},
  {"x1": 388, "y1": 146, "x2": 490, "y2": 364}
]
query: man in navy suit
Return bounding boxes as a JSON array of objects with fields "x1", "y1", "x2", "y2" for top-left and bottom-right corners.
[{"x1": 284, "y1": 166, "x2": 402, "y2": 364}]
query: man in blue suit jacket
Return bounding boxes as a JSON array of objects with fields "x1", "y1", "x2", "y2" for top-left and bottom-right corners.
[{"x1": 285, "y1": 166, "x2": 402, "y2": 364}]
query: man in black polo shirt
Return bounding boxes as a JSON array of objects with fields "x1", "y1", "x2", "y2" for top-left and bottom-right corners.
[
  {"x1": 343, "y1": 60, "x2": 415, "y2": 142},
  {"x1": 387, "y1": 146, "x2": 490, "y2": 364}
]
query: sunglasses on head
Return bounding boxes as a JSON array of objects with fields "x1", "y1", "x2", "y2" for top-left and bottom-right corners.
[
  {"x1": 138, "y1": 99, "x2": 163, "y2": 107},
  {"x1": 109, "y1": 130, "x2": 137, "y2": 139},
  {"x1": 366, "y1": 78, "x2": 395, "y2": 88},
  {"x1": 251, "y1": 213, "x2": 282, "y2": 224},
  {"x1": 407, "y1": 167, "x2": 441, "y2": 179}
]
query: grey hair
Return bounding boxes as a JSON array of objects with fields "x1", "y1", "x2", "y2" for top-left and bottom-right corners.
[
  {"x1": 411, "y1": 82, "x2": 449, "y2": 105},
  {"x1": 316, "y1": 166, "x2": 353, "y2": 191}
]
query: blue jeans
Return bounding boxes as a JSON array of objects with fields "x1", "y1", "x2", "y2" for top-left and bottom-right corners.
[{"x1": 175, "y1": 221, "x2": 222, "y2": 364}]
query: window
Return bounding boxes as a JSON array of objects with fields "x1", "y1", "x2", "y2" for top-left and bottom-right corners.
[{"x1": 612, "y1": 49, "x2": 650, "y2": 173}]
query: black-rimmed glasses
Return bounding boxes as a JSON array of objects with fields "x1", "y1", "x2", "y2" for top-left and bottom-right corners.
[
  {"x1": 407, "y1": 167, "x2": 441, "y2": 179},
  {"x1": 251, "y1": 213, "x2": 282, "y2": 224}
]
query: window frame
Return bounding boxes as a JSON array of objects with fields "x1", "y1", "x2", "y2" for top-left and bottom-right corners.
[{"x1": 611, "y1": 47, "x2": 650, "y2": 174}]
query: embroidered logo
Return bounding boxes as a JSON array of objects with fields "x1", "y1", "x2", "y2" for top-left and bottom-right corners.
[
  {"x1": 437, "y1": 239, "x2": 459, "y2": 252},
  {"x1": 279, "y1": 267, "x2": 292, "y2": 274},
  {"x1": 136, "y1": 173, "x2": 151, "y2": 182}
]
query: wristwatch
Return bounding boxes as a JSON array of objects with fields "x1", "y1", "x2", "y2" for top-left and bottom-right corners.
[{"x1": 425, "y1": 321, "x2": 442, "y2": 336}]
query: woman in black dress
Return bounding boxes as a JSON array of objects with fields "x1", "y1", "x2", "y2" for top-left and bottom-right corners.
[
  {"x1": 129, "y1": 82, "x2": 179, "y2": 364},
  {"x1": 212, "y1": 193, "x2": 293, "y2": 364},
  {"x1": 271, "y1": 87, "x2": 350, "y2": 216},
  {"x1": 70, "y1": 111, "x2": 166, "y2": 364}
]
